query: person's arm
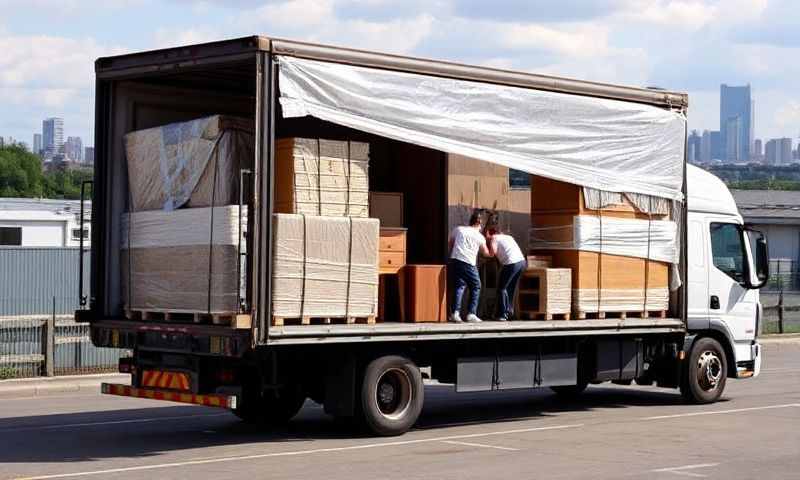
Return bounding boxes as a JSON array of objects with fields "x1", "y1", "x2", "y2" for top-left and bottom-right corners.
[
  {"x1": 485, "y1": 235, "x2": 497, "y2": 258},
  {"x1": 479, "y1": 235, "x2": 492, "y2": 258},
  {"x1": 448, "y1": 232, "x2": 455, "y2": 256}
]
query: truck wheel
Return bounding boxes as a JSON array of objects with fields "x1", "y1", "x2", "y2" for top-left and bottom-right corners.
[
  {"x1": 680, "y1": 337, "x2": 727, "y2": 404},
  {"x1": 359, "y1": 355, "x2": 424, "y2": 436},
  {"x1": 550, "y1": 381, "x2": 588, "y2": 398},
  {"x1": 234, "y1": 385, "x2": 306, "y2": 425}
]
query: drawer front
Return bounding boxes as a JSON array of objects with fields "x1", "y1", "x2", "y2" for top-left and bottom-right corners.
[
  {"x1": 379, "y1": 250, "x2": 406, "y2": 269},
  {"x1": 379, "y1": 232, "x2": 406, "y2": 252}
]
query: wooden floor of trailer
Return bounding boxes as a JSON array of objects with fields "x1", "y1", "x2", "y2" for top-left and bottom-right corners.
[{"x1": 266, "y1": 318, "x2": 684, "y2": 344}]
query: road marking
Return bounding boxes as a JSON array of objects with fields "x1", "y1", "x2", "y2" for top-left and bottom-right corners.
[
  {"x1": 642, "y1": 403, "x2": 800, "y2": 420},
  {"x1": 441, "y1": 440, "x2": 519, "y2": 451},
  {"x1": 0, "y1": 413, "x2": 231, "y2": 433},
  {"x1": 651, "y1": 463, "x2": 719, "y2": 477},
  {"x1": 12, "y1": 423, "x2": 582, "y2": 479}
]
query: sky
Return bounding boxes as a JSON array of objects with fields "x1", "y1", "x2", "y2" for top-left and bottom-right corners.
[{"x1": 1, "y1": 0, "x2": 799, "y2": 148}]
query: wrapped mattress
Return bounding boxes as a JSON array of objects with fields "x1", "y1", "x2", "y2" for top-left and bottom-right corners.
[
  {"x1": 272, "y1": 214, "x2": 379, "y2": 319},
  {"x1": 124, "y1": 115, "x2": 254, "y2": 211},
  {"x1": 120, "y1": 206, "x2": 245, "y2": 313}
]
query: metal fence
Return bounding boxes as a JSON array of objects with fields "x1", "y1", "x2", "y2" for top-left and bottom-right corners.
[{"x1": 0, "y1": 247, "x2": 126, "y2": 379}]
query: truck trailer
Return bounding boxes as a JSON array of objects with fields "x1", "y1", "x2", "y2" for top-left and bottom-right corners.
[{"x1": 78, "y1": 36, "x2": 769, "y2": 436}]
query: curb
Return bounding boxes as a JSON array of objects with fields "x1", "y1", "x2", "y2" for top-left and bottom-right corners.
[{"x1": 0, "y1": 373, "x2": 130, "y2": 399}]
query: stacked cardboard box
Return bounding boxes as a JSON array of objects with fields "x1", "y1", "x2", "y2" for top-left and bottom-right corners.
[
  {"x1": 120, "y1": 206, "x2": 245, "y2": 314},
  {"x1": 275, "y1": 138, "x2": 370, "y2": 217},
  {"x1": 529, "y1": 175, "x2": 671, "y2": 316},
  {"x1": 272, "y1": 214, "x2": 379, "y2": 321}
]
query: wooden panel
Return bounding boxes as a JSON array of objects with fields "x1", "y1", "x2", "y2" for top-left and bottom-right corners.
[
  {"x1": 517, "y1": 267, "x2": 571, "y2": 317},
  {"x1": 405, "y1": 265, "x2": 447, "y2": 322},
  {"x1": 532, "y1": 249, "x2": 669, "y2": 290},
  {"x1": 370, "y1": 192, "x2": 404, "y2": 228}
]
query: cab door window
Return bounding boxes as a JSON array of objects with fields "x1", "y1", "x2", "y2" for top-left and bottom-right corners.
[{"x1": 710, "y1": 223, "x2": 746, "y2": 283}]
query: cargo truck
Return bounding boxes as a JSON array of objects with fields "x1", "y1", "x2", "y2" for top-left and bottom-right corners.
[{"x1": 78, "y1": 36, "x2": 770, "y2": 436}]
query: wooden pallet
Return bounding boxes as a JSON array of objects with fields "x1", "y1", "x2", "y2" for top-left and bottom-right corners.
[
  {"x1": 271, "y1": 315, "x2": 376, "y2": 327},
  {"x1": 574, "y1": 310, "x2": 668, "y2": 320},
  {"x1": 125, "y1": 309, "x2": 251, "y2": 328},
  {"x1": 519, "y1": 311, "x2": 571, "y2": 321}
]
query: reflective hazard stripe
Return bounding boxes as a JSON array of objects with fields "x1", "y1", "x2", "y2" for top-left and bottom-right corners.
[{"x1": 101, "y1": 383, "x2": 237, "y2": 410}]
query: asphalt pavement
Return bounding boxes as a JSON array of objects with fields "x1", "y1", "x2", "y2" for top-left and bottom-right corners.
[{"x1": 1, "y1": 343, "x2": 798, "y2": 480}]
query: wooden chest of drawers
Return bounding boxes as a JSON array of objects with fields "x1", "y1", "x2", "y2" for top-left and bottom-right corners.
[{"x1": 379, "y1": 227, "x2": 407, "y2": 274}]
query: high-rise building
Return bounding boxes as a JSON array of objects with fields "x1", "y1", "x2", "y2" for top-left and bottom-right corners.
[
  {"x1": 700, "y1": 130, "x2": 712, "y2": 162},
  {"x1": 710, "y1": 130, "x2": 723, "y2": 161},
  {"x1": 33, "y1": 133, "x2": 42, "y2": 156},
  {"x1": 65, "y1": 136, "x2": 83, "y2": 162},
  {"x1": 687, "y1": 130, "x2": 701, "y2": 163},
  {"x1": 84, "y1": 146, "x2": 95, "y2": 165},
  {"x1": 765, "y1": 138, "x2": 793, "y2": 165},
  {"x1": 754, "y1": 138, "x2": 763, "y2": 159},
  {"x1": 42, "y1": 117, "x2": 64, "y2": 160},
  {"x1": 720, "y1": 84, "x2": 753, "y2": 162}
]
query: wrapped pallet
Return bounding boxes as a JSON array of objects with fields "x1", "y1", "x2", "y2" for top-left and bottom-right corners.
[
  {"x1": 120, "y1": 206, "x2": 245, "y2": 314},
  {"x1": 124, "y1": 115, "x2": 254, "y2": 211},
  {"x1": 272, "y1": 214, "x2": 379, "y2": 324},
  {"x1": 275, "y1": 138, "x2": 370, "y2": 217},
  {"x1": 529, "y1": 175, "x2": 676, "y2": 317}
]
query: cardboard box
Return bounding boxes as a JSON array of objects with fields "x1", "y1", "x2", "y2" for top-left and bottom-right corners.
[
  {"x1": 275, "y1": 138, "x2": 370, "y2": 217},
  {"x1": 124, "y1": 115, "x2": 254, "y2": 211},
  {"x1": 272, "y1": 214, "x2": 379, "y2": 319}
]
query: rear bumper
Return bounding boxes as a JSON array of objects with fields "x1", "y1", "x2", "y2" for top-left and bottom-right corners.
[{"x1": 101, "y1": 383, "x2": 238, "y2": 409}]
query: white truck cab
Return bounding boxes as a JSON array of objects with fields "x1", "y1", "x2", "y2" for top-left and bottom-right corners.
[{"x1": 686, "y1": 165, "x2": 768, "y2": 387}]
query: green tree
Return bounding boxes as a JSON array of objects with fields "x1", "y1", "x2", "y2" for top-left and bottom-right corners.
[
  {"x1": 44, "y1": 166, "x2": 94, "y2": 199},
  {"x1": 0, "y1": 145, "x2": 46, "y2": 197}
]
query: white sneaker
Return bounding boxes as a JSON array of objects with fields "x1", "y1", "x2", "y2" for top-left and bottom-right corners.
[
  {"x1": 466, "y1": 314, "x2": 482, "y2": 323},
  {"x1": 449, "y1": 312, "x2": 463, "y2": 323}
]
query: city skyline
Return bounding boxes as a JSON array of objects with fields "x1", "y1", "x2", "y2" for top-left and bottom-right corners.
[{"x1": 1, "y1": 1, "x2": 799, "y2": 145}]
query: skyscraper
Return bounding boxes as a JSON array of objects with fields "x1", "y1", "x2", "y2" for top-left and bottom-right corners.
[
  {"x1": 687, "y1": 130, "x2": 701, "y2": 163},
  {"x1": 84, "y1": 146, "x2": 95, "y2": 165},
  {"x1": 754, "y1": 138, "x2": 763, "y2": 159},
  {"x1": 65, "y1": 136, "x2": 83, "y2": 162},
  {"x1": 42, "y1": 117, "x2": 64, "y2": 160},
  {"x1": 33, "y1": 133, "x2": 42, "y2": 156},
  {"x1": 720, "y1": 84, "x2": 753, "y2": 162},
  {"x1": 765, "y1": 138, "x2": 793, "y2": 165}
]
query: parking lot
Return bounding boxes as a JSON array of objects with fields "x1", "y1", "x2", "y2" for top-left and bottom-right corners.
[{"x1": 1, "y1": 343, "x2": 798, "y2": 480}]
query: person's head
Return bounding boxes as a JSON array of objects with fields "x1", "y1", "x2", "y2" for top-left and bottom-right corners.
[{"x1": 468, "y1": 210, "x2": 483, "y2": 228}]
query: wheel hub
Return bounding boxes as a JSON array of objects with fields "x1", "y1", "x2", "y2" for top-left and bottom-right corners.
[
  {"x1": 697, "y1": 350, "x2": 723, "y2": 391},
  {"x1": 374, "y1": 368, "x2": 412, "y2": 420}
]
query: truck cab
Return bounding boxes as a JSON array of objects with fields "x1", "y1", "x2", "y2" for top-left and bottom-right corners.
[{"x1": 686, "y1": 164, "x2": 768, "y2": 386}]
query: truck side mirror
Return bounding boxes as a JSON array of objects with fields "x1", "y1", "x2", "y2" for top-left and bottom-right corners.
[{"x1": 755, "y1": 237, "x2": 769, "y2": 285}]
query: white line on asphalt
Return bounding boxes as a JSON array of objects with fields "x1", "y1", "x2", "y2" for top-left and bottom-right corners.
[
  {"x1": 650, "y1": 463, "x2": 719, "y2": 477},
  {"x1": 441, "y1": 440, "x2": 520, "y2": 451},
  {"x1": 12, "y1": 423, "x2": 583, "y2": 480},
  {"x1": 642, "y1": 403, "x2": 800, "y2": 420},
  {"x1": 0, "y1": 413, "x2": 231, "y2": 433}
]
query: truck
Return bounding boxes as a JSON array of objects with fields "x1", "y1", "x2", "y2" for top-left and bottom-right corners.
[{"x1": 78, "y1": 36, "x2": 770, "y2": 436}]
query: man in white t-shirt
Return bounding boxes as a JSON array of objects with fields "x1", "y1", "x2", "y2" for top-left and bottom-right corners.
[
  {"x1": 486, "y1": 225, "x2": 526, "y2": 321},
  {"x1": 448, "y1": 210, "x2": 492, "y2": 323}
]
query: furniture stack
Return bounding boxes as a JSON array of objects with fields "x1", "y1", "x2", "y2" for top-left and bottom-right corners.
[
  {"x1": 528, "y1": 175, "x2": 672, "y2": 319},
  {"x1": 121, "y1": 115, "x2": 254, "y2": 326}
]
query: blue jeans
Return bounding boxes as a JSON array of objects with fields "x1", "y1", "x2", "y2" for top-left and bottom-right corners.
[
  {"x1": 496, "y1": 260, "x2": 526, "y2": 319},
  {"x1": 449, "y1": 259, "x2": 481, "y2": 315}
]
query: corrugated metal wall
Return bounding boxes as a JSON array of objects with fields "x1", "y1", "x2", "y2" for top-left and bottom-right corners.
[{"x1": 0, "y1": 247, "x2": 90, "y2": 316}]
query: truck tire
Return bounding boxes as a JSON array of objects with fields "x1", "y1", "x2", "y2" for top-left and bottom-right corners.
[
  {"x1": 359, "y1": 355, "x2": 424, "y2": 436},
  {"x1": 680, "y1": 337, "x2": 727, "y2": 404},
  {"x1": 234, "y1": 384, "x2": 306, "y2": 425},
  {"x1": 550, "y1": 381, "x2": 588, "y2": 398}
]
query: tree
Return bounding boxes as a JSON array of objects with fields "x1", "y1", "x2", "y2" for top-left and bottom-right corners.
[{"x1": 0, "y1": 145, "x2": 46, "y2": 197}]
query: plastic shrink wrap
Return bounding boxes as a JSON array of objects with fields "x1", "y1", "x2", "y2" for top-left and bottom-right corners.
[
  {"x1": 124, "y1": 115, "x2": 254, "y2": 211},
  {"x1": 272, "y1": 214, "x2": 379, "y2": 319}
]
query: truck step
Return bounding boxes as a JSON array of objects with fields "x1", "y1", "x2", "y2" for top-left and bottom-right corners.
[{"x1": 271, "y1": 315, "x2": 376, "y2": 327}]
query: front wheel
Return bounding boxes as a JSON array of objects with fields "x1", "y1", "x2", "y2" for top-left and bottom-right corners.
[
  {"x1": 359, "y1": 355, "x2": 424, "y2": 436},
  {"x1": 680, "y1": 337, "x2": 727, "y2": 404}
]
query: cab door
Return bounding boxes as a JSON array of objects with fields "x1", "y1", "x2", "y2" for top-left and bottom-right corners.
[
  {"x1": 707, "y1": 221, "x2": 758, "y2": 342},
  {"x1": 687, "y1": 215, "x2": 709, "y2": 329}
]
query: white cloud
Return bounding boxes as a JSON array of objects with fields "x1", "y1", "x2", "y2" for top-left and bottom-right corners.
[
  {"x1": 247, "y1": 0, "x2": 335, "y2": 29},
  {"x1": 499, "y1": 22, "x2": 611, "y2": 58}
]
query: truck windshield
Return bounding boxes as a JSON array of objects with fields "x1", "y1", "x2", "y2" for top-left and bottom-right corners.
[{"x1": 710, "y1": 223, "x2": 745, "y2": 282}]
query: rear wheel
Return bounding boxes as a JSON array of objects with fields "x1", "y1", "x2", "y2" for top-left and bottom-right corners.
[
  {"x1": 234, "y1": 383, "x2": 306, "y2": 425},
  {"x1": 359, "y1": 355, "x2": 424, "y2": 436},
  {"x1": 680, "y1": 337, "x2": 727, "y2": 404}
]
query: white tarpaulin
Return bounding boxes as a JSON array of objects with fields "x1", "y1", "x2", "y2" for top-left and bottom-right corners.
[{"x1": 277, "y1": 56, "x2": 687, "y2": 201}]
